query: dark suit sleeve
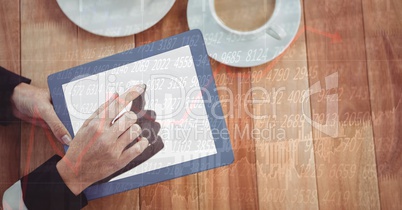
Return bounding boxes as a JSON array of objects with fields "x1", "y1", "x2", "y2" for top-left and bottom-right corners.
[
  {"x1": 0, "y1": 66, "x2": 31, "y2": 125},
  {"x1": 0, "y1": 67, "x2": 88, "y2": 209},
  {"x1": 20, "y1": 155, "x2": 88, "y2": 210}
]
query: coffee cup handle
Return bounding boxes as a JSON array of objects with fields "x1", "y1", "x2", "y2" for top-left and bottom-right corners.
[{"x1": 266, "y1": 24, "x2": 286, "y2": 40}]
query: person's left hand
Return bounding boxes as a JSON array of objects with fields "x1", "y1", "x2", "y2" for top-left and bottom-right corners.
[{"x1": 11, "y1": 82, "x2": 72, "y2": 145}]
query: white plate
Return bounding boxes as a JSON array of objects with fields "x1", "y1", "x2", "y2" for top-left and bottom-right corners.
[
  {"x1": 57, "y1": 0, "x2": 176, "y2": 37},
  {"x1": 187, "y1": 0, "x2": 301, "y2": 67}
]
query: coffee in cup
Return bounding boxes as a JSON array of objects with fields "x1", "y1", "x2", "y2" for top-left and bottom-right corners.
[
  {"x1": 214, "y1": 0, "x2": 276, "y2": 32},
  {"x1": 210, "y1": 0, "x2": 286, "y2": 40}
]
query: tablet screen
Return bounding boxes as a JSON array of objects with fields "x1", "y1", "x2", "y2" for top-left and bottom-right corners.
[{"x1": 61, "y1": 45, "x2": 217, "y2": 181}]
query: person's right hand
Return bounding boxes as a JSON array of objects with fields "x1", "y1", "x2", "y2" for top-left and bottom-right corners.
[{"x1": 56, "y1": 84, "x2": 149, "y2": 195}]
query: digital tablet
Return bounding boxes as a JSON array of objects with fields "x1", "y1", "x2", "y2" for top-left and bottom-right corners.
[{"x1": 47, "y1": 29, "x2": 234, "y2": 200}]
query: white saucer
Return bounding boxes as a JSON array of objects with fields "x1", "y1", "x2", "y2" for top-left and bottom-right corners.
[
  {"x1": 57, "y1": 0, "x2": 176, "y2": 37},
  {"x1": 187, "y1": 0, "x2": 301, "y2": 67}
]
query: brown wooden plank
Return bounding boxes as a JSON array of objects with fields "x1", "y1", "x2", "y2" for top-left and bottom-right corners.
[
  {"x1": 304, "y1": 0, "x2": 380, "y2": 209},
  {"x1": 194, "y1": 1, "x2": 266, "y2": 208},
  {"x1": 20, "y1": 0, "x2": 78, "y2": 187},
  {"x1": 85, "y1": 192, "x2": 139, "y2": 210},
  {"x1": 74, "y1": 30, "x2": 139, "y2": 210},
  {"x1": 362, "y1": 0, "x2": 402, "y2": 209},
  {"x1": 251, "y1": 2, "x2": 319, "y2": 208},
  {"x1": 134, "y1": 1, "x2": 199, "y2": 209},
  {"x1": 0, "y1": 0, "x2": 21, "y2": 199},
  {"x1": 198, "y1": 65, "x2": 259, "y2": 210},
  {"x1": 20, "y1": 0, "x2": 142, "y2": 209}
]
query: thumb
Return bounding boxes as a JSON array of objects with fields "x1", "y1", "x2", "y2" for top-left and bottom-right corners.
[{"x1": 42, "y1": 107, "x2": 72, "y2": 145}]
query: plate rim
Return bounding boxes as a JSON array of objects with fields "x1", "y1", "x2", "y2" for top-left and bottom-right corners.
[{"x1": 56, "y1": 0, "x2": 176, "y2": 37}]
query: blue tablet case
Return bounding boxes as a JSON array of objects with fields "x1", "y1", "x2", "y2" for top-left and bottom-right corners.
[{"x1": 47, "y1": 29, "x2": 234, "y2": 200}]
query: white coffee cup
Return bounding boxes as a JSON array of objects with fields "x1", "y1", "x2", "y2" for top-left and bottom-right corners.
[{"x1": 209, "y1": 0, "x2": 286, "y2": 40}]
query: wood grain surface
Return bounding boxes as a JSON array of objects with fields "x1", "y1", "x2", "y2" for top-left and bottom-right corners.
[
  {"x1": 20, "y1": 0, "x2": 77, "y2": 178},
  {"x1": 134, "y1": 1, "x2": 200, "y2": 210},
  {"x1": 198, "y1": 66, "x2": 259, "y2": 210},
  {"x1": 304, "y1": 0, "x2": 380, "y2": 209},
  {"x1": 0, "y1": 0, "x2": 21, "y2": 199},
  {"x1": 77, "y1": 20, "x2": 138, "y2": 210},
  {"x1": 1, "y1": 0, "x2": 401, "y2": 209},
  {"x1": 252, "y1": 1, "x2": 319, "y2": 209},
  {"x1": 362, "y1": 0, "x2": 402, "y2": 209}
]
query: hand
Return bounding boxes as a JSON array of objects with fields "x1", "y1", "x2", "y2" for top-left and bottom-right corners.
[
  {"x1": 11, "y1": 83, "x2": 72, "y2": 144},
  {"x1": 56, "y1": 84, "x2": 149, "y2": 195}
]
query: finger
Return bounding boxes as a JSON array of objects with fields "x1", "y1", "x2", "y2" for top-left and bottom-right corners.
[
  {"x1": 120, "y1": 137, "x2": 148, "y2": 165},
  {"x1": 41, "y1": 106, "x2": 72, "y2": 145},
  {"x1": 130, "y1": 89, "x2": 145, "y2": 114},
  {"x1": 111, "y1": 111, "x2": 138, "y2": 138},
  {"x1": 83, "y1": 92, "x2": 119, "y2": 127},
  {"x1": 117, "y1": 123, "x2": 142, "y2": 152},
  {"x1": 111, "y1": 101, "x2": 132, "y2": 125},
  {"x1": 104, "y1": 84, "x2": 145, "y2": 124},
  {"x1": 139, "y1": 120, "x2": 161, "y2": 144},
  {"x1": 137, "y1": 110, "x2": 157, "y2": 125},
  {"x1": 153, "y1": 136, "x2": 164, "y2": 151}
]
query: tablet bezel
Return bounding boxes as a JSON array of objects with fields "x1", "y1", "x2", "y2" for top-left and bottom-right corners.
[{"x1": 47, "y1": 29, "x2": 234, "y2": 200}]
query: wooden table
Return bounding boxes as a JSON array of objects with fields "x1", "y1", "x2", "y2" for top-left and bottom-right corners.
[{"x1": 1, "y1": 0, "x2": 401, "y2": 209}]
